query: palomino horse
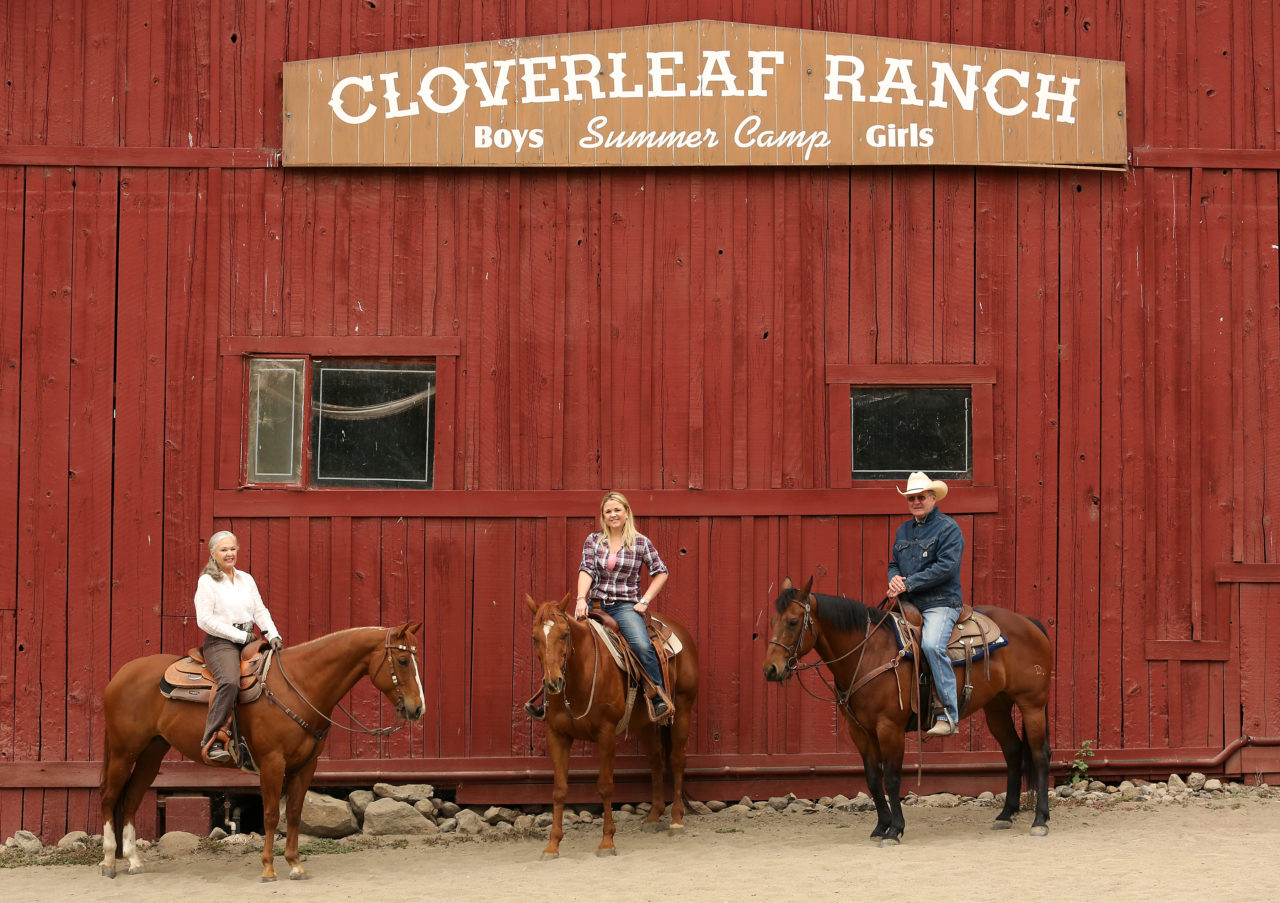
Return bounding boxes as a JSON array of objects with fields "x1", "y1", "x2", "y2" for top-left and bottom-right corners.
[
  {"x1": 99, "y1": 623, "x2": 425, "y2": 880},
  {"x1": 525, "y1": 594, "x2": 699, "y2": 858},
  {"x1": 762, "y1": 578, "x2": 1053, "y2": 844}
]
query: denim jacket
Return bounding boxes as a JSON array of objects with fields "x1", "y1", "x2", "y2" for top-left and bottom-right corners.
[{"x1": 888, "y1": 507, "x2": 964, "y2": 611}]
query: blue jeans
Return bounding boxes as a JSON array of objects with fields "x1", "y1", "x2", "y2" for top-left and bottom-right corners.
[
  {"x1": 604, "y1": 602, "x2": 665, "y2": 693},
  {"x1": 920, "y1": 605, "x2": 961, "y2": 724}
]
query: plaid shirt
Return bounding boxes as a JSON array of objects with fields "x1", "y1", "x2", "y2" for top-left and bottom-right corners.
[{"x1": 579, "y1": 531, "x2": 668, "y2": 605}]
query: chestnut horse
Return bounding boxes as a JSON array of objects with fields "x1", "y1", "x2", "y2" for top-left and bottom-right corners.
[
  {"x1": 99, "y1": 623, "x2": 424, "y2": 881},
  {"x1": 762, "y1": 578, "x2": 1053, "y2": 845},
  {"x1": 525, "y1": 594, "x2": 699, "y2": 858}
]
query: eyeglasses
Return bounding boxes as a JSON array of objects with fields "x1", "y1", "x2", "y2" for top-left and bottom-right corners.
[{"x1": 905, "y1": 493, "x2": 928, "y2": 502}]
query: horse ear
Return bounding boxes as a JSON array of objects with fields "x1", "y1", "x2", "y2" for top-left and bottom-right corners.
[
  {"x1": 559, "y1": 593, "x2": 574, "y2": 613},
  {"x1": 524, "y1": 594, "x2": 539, "y2": 614},
  {"x1": 406, "y1": 621, "x2": 423, "y2": 636},
  {"x1": 801, "y1": 577, "x2": 814, "y2": 599},
  {"x1": 781, "y1": 576, "x2": 793, "y2": 591}
]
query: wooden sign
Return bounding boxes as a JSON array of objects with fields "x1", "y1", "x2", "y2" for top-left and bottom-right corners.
[{"x1": 282, "y1": 21, "x2": 1127, "y2": 169}]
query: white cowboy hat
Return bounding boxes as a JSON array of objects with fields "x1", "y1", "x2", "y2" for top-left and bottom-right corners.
[{"x1": 897, "y1": 471, "x2": 948, "y2": 501}]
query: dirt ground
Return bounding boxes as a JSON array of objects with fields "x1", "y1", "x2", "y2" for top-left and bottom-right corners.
[{"x1": 3, "y1": 795, "x2": 1277, "y2": 903}]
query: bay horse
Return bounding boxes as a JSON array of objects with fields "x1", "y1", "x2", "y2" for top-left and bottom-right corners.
[
  {"x1": 762, "y1": 577, "x2": 1053, "y2": 845},
  {"x1": 524, "y1": 594, "x2": 699, "y2": 858},
  {"x1": 99, "y1": 623, "x2": 424, "y2": 881}
]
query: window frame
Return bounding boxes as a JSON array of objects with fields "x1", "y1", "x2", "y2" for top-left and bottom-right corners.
[
  {"x1": 220, "y1": 337, "x2": 459, "y2": 493},
  {"x1": 826, "y1": 364, "x2": 996, "y2": 490}
]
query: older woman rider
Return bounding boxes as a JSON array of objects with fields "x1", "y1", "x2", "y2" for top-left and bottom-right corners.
[{"x1": 194, "y1": 530, "x2": 283, "y2": 763}]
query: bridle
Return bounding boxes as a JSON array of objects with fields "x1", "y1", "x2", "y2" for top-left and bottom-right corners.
[
  {"x1": 269, "y1": 628, "x2": 421, "y2": 742},
  {"x1": 767, "y1": 593, "x2": 819, "y2": 679},
  {"x1": 535, "y1": 610, "x2": 599, "y2": 720}
]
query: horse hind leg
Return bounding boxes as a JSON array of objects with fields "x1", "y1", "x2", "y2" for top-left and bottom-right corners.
[
  {"x1": 1019, "y1": 703, "x2": 1052, "y2": 836},
  {"x1": 637, "y1": 724, "x2": 668, "y2": 832},
  {"x1": 665, "y1": 707, "x2": 693, "y2": 830},
  {"x1": 99, "y1": 742, "x2": 132, "y2": 878},
  {"x1": 983, "y1": 702, "x2": 1024, "y2": 829},
  {"x1": 113, "y1": 738, "x2": 170, "y2": 876}
]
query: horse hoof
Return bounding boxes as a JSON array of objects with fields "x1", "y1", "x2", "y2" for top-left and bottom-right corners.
[
  {"x1": 878, "y1": 837, "x2": 901, "y2": 848},
  {"x1": 100, "y1": 867, "x2": 116, "y2": 879},
  {"x1": 668, "y1": 823, "x2": 685, "y2": 831},
  {"x1": 261, "y1": 876, "x2": 278, "y2": 883},
  {"x1": 540, "y1": 852, "x2": 560, "y2": 861},
  {"x1": 991, "y1": 820, "x2": 1013, "y2": 830},
  {"x1": 127, "y1": 866, "x2": 145, "y2": 875},
  {"x1": 1030, "y1": 825, "x2": 1048, "y2": 837},
  {"x1": 596, "y1": 847, "x2": 618, "y2": 857},
  {"x1": 640, "y1": 821, "x2": 665, "y2": 833},
  {"x1": 290, "y1": 870, "x2": 310, "y2": 880}
]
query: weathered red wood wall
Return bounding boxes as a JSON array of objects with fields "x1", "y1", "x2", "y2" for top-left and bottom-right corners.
[{"x1": 3, "y1": 1, "x2": 1280, "y2": 841}]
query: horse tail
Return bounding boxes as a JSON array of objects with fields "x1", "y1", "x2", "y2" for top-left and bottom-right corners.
[{"x1": 1028, "y1": 616, "x2": 1050, "y2": 639}]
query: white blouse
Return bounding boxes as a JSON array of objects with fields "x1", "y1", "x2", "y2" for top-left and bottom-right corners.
[{"x1": 194, "y1": 569, "x2": 281, "y2": 643}]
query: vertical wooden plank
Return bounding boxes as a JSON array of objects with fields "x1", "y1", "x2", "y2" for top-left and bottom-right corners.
[
  {"x1": 0, "y1": 167, "x2": 25, "y2": 610},
  {"x1": 469, "y1": 518, "x2": 515, "y2": 756},
  {"x1": 66, "y1": 167, "x2": 119, "y2": 833},
  {"x1": 17, "y1": 167, "x2": 74, "y2": 840},
  {"x1": 348, "y1": 517, "x2": 383, "y2": 761}
]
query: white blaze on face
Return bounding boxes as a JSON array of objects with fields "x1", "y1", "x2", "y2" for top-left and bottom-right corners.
[
  {"x1": 410, "y1": 650, "x2": 425, "y2": 705},
  {"x1": 542, "y1": 620, "x2": 555, "y2": 639}
]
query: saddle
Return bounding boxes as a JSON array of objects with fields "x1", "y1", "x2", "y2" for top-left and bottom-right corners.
[
  {"x1": 889, "y1": 602, "x2": 1008, "y2": 726},
  {"x1": 586, "y1": 611, "x2": 681, "y2": 727},
  {"x1": 158, "y1": 639, "x2": 269, "y2": 705}
]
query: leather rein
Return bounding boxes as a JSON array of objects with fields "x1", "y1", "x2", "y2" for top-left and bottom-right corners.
[
  {"x1": 267, "y1": 629, "x2": 420, "y2": 743},
  {"x1": 768, "y1": 594, "x2": 908, "y2": 733}
]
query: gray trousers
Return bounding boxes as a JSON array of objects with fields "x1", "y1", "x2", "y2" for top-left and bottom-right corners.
[{"x1": 202, "y1": 635, "x2": 245, "y2": 744}]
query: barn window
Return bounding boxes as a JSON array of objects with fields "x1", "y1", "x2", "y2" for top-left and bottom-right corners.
[
  {"x1": 312, "y1": 360, "x2": 434, "y2": 488},
  {"x1": 850, "y1": 387, "x2": 971, "y2": 480},
  {"x1": 247, "y1": 359, "x2": 306, "y2": 483},
  {"x1": 244, "y1": 357, "x2": 435, "y2": 489},
  {"x1": 824, "y1": 364, "x2": 995, "y2": 491}
]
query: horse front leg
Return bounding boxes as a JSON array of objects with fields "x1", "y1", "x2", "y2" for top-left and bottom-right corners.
[
  {"x1": 258, "y1": 756, "x2": 286, "y2": 881},
  {"x1": 282, "y1": 756, "x2": 321, "y2": 879},
  {"x1": 541, "y1": 730, "x2": 572, "y2": 860},
  {"x1": 846, "y1": 715, "x2": 891, "y2": 841},
  {"x1": 875, "y1": 724, "x2": 908, "y2": 846},
  {"x1": 594, "y1": 727, "x2": 619, "y2": 856}
]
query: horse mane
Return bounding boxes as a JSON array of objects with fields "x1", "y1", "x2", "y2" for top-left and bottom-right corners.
[
  {"x1": 774, "y1": 587, "x2": 887, "y2": 633},
  {"x1": 287, "y1": 625, "x2": 386, "y2": 653}
]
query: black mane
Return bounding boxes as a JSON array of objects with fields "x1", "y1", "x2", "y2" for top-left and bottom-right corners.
[{"x1": 774, "y1": 587, "x2": 887, "y2": 632}]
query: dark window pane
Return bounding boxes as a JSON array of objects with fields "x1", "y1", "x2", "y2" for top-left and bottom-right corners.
[
  {"x1": 851, "y1": 387, "x2": 971, "y2": 480},
  {"x1": 312, "y1": 361, "x2": 435, "y2": 488}
]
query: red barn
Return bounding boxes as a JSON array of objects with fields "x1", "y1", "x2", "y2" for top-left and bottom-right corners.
[{"x1": 2, "y1": 1, "x2": 1279, "y2": 841}]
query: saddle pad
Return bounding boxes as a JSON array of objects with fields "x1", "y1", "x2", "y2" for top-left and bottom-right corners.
[
  {"x1": 586, "y1": 620, "x2": 682, "y2": 670},
  {"x1": 894, "y1": 612, "x2": 1008, "y2": 664}
]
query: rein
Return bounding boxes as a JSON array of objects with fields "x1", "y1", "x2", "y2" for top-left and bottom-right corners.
[
  {"x1": 267, "y1": 629, "x2": 418, "y2": 740},
  {"x1": 771, "y1": 594, "x2": 906, "y2": 734}
]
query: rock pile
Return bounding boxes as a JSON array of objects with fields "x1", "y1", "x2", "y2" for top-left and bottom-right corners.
[{"x1": 3, "y1": 774, "x2": 1275, "y2": 857}]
